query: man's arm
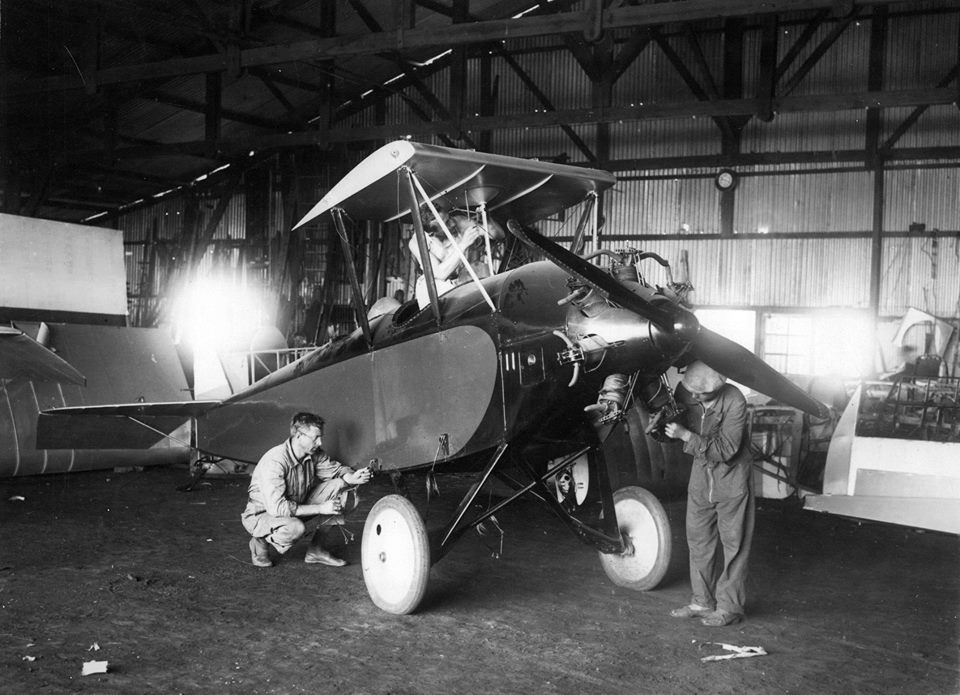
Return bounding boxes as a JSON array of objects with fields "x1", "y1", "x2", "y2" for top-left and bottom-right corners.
[
  {"x1": 683, "y1": 391, "x2": 748, "y2": 464},
  {"x1": 315, "y1": 452, "x2": 372, "y2": 486},
  {"x1": 254, "y1": 454, "x2": 340, "y2": 517},
  {"x1": 255, "y1": 459, "x2": 299, "y2": 518},
  {"x1": 432, "y1": 224, "x2": 482, "y2": 280}
]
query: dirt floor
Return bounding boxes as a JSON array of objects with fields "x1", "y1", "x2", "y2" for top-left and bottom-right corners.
[{"x1": 0, "y1": 465, "x2": 957, "y2": 695}]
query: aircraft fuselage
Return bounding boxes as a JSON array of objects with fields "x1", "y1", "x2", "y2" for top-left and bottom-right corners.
[{"x1": 199, "y1": 261, "x2": 692, "y2": 470}]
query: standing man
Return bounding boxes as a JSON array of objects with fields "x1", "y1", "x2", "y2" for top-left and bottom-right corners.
[
  {"x1": 664, "y1": 361, "x2": 754, "y2": 627},
  {"x1": 241, "y1": 412, "x2": 373, "y2": 568}
]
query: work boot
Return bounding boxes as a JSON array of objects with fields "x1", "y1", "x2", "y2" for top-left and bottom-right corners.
[
  {"x1": 304, "y1": 530, "x2": 347, "y2": 567},
  {"x1": 701, "y1": 609, "x2": 743, "y2": 627},
  {"x1": 249, "y1": 537, "x2": 272, "y2": 567},
  {"x1": 670, "y1": 603, "x2": 712, "y2": 618}
]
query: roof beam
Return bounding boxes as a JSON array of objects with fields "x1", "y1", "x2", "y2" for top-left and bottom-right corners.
[
  {"x1": 345, "y1": 0, "x2": 470, "y2": 148},
  {"x1": 68, "y1": 87, "x2": 958, "y2": 161},
  {"x1": 882, "y1": 63, "x2": 960, "y2": 152},
  {"x1": 608, "y1": 147, "x2": 960, "y2": 171},
  {"x1": 6, "y1": 0, "x2": 904, "y2": 96},
  {"x1": 145, "y1": 90, "x2": 295, "y2": 131}
]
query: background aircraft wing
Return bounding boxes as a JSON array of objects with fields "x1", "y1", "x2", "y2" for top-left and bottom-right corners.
[
  {"x1": 0, "y1": 325, "x2": 86, "y2": 385},
  {"x1": 293, "y1": 140, "x2": 617, "y2": 229}
]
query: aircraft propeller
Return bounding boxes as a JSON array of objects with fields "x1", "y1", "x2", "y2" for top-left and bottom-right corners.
[{"x1": 507, "y1": 221, "x2": 830, "y2": 419}]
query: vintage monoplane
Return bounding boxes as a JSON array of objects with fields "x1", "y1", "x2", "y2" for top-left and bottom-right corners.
[{"x1": 39, "y1": 140, "x2": 827, "y2": 614}]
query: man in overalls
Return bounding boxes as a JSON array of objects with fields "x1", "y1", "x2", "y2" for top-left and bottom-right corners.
[{"x1": 665, "y1": 361, "x2": 754, "y2": 627}]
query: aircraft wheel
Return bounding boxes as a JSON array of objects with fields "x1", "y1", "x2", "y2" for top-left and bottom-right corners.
[
  {"x1": 361, "y1": 494, "x2": 430, "y2": 614},
  {"x1": 598, "y1": 486, "x2": 671, "y2": 591}
]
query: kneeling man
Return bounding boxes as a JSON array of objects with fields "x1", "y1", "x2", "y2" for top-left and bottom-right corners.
[{"x1": 241, "y1": 412, "x2": 373, "y2": 567}]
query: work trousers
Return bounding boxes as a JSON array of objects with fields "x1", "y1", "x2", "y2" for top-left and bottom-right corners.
[
  {"x1": 242, "y1": 478, "x2": 357, "y2": 554},
  {"x1": 685, "y1": 481, "x2": 755, "y2": 615}
]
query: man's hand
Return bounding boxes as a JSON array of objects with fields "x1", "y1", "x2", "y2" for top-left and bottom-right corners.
[
  {"x1": 317, "y1": 499, "x2": 343, "y2": 515},
  {"x1": 343, "y1": 467, "x2": 373, "y2": 486},
  {"x1": 460, "y1": 223, "x2": 482, "y2": 247},
  {"x1": 664, "y1": 422, "x2": 692, "y2": 442},
  {"x1": 584, "y1": 399, "x2": 620, "y2": 423}
]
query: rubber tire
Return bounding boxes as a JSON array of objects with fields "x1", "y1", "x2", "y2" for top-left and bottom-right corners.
[
  {"x1": 598, "y1": 486, "x2": 671, "y2": 591},
  {"x1": 361, "y1": 494, "x2": 430, "y2": 614}
]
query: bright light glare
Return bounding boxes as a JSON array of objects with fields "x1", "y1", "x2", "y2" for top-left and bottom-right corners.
[
  {"x1": 696, "y1": 309, "x2": 756, "y2": 351},
  {"x1": 810, "y1": 309, "x2": 874, "y2": 378},
  {"x1": 694, "y1": 309, "x2": 757, "y2": 395},
  {"x1": 173, "y1": 278, "x2": 267, "y2": 353}
]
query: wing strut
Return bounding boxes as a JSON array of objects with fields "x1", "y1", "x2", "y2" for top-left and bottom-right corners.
[
  {"x1": 569, "y1": 191, "x2": 597, "y2": 255},
  {"x1": 405, "y1": 167, "x2": 497, "y2": 313},
  {"x1": 331, "y1": 208, "x2": 373, "y2": 346},
  {"x1": 401, "y1": 168, "x2": 443, "y2": 327}
]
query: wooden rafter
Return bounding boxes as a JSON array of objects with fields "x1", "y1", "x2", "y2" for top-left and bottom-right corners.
[
  {"x1": 651, "y1": 27, "x2": 736, "y2": 142},
  {"x1": 882, "y1": 63, "x2": 960, "y2": 152},
  {"x1": 7, "y1": 0, "x2": 908, "y2": 96},
  {"x1": 64, "y1": 87, "x2": 960, "y2": 163},
  {"x1": 495, "y1": 47, "x2": 596, "y2": 161},
  {"x1": 145, "y1": 89, "x2": 294, "y2": 131},
  {"x1": 778, "y1": 11, "x2": 860, "y2": 97},
  {"x1": 346, "y1": 0, "x2": 471, "y2": 148}
]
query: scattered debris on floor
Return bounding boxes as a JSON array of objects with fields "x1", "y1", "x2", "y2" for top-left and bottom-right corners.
[
  {"x1": 81, "y1": 660, "x2": 108, "y2": 676},
  {"x1": 696, "y1": 641, "x2": 768, "y2": 662}
]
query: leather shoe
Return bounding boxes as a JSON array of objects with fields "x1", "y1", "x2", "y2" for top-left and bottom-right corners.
[
  {"x1": 249, "y1": 537, "x2": 272, "y2": 567},
  {"x1": 701, "y1": 609, "x2": 743, "y2": 627},
  {"x1": 304, "y1": 548, "x2": 347, "y2": 567},
  {"x1": 670, "y1": 604, "x2": 712, "y2": 618}
]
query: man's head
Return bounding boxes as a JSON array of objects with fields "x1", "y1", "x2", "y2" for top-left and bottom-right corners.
[
  {"x1": 419, "y1": 203, "x2": 452, "y2": 238},
  {"x1": 290, "y1": 412, "x2": 325, "y2": 454},
  {"x1": 682, "y1": 361, "x2": 727, "y2": 403}
]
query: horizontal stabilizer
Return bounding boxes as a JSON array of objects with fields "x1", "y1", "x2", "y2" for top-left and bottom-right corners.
[
  {"x1": 37, "y1": 400, "x2": 220, "y2": 450},
  {"x1": 0, "y1": 326, "x2": 86, "y2": 385}
]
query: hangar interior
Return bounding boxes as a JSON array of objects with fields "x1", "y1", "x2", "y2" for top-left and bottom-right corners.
[{"x1": 1, "y1": 1, "x2": 958, "y2": 694}]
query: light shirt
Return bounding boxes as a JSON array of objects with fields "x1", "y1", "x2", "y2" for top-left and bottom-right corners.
[
  {"x1": 244, "y1": 438, "x2": 348, "y2": 518},
  {"x1": 409, "y1": 233, "x2": 460, "y2": 307}
]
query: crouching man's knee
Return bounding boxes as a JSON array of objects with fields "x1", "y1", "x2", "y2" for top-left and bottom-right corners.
[{"x1": 269, "y1": 517, "x2": 307, "y2": 553}]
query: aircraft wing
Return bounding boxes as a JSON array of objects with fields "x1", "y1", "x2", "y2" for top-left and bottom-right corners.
[
  {"x1": 0, "y1": 326, "x2": 86, "y2": 385},
  {"x1": 293, "y1": 140, "x2": 617, "y2": 229},
  {"x1": 37, "y1": 401, "x2": 221, "y2": 450}
]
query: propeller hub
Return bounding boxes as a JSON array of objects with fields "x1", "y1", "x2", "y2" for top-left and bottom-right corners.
[{"x1": 672, "y1": 310, "x2": 700, "y2": 341}]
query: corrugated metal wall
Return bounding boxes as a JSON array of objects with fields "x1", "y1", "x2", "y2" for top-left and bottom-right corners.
[
  {"x1": 881, "y1": 236, "x2": 960, "y2": 316},
  {"x1": 735, "y1": 168, "x2": 875, "y2": 234},
  {"x1": 623, "y1": 237, "x2": 873, "y2": 309},
  {"x1": 885, "y1": 167, "x2": 959, "y2": 231},
  {"x1": 607, "y1": 171, "x2": 719, "y2": 236}
]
